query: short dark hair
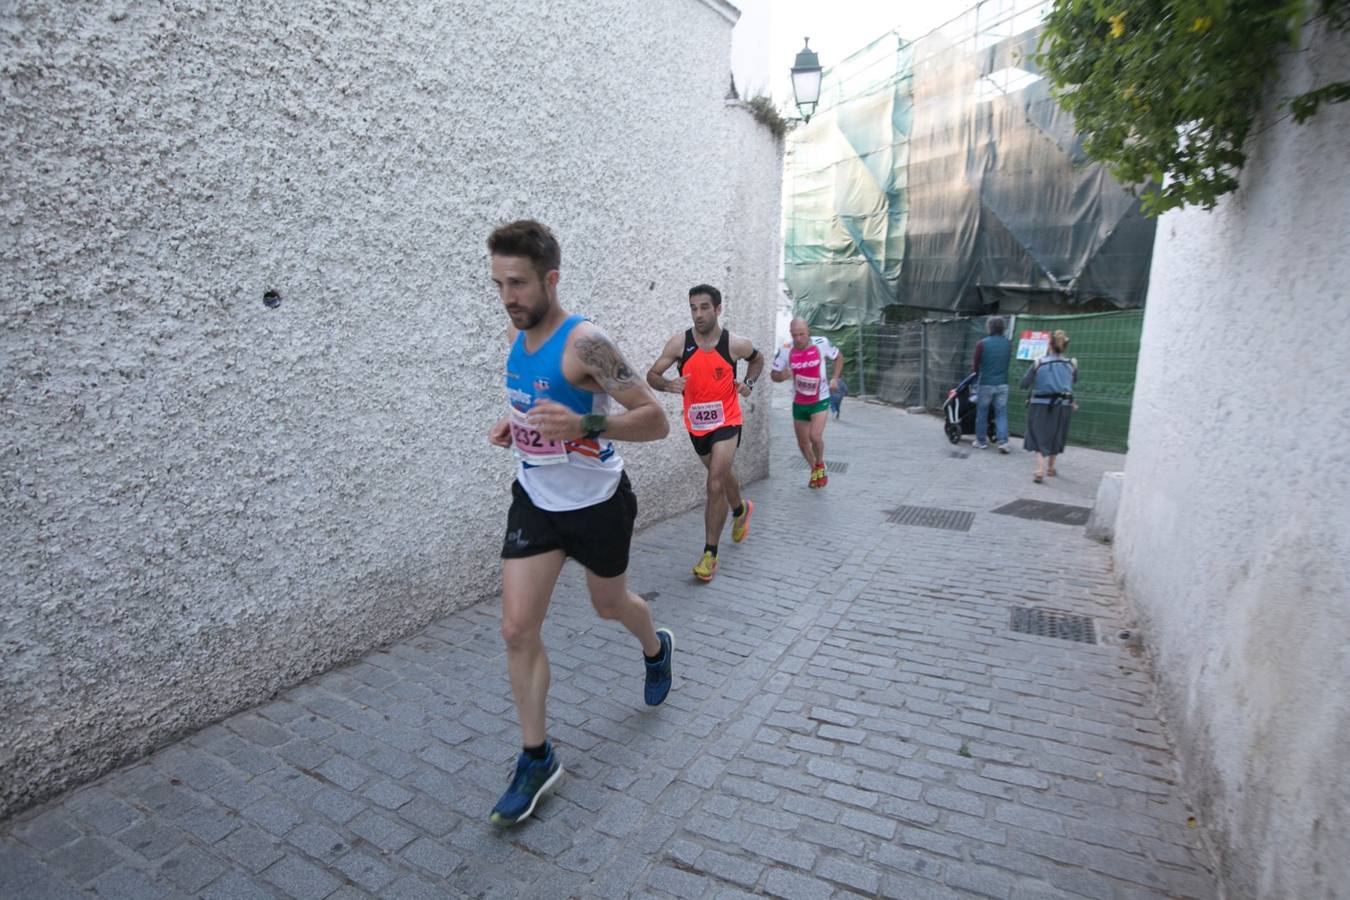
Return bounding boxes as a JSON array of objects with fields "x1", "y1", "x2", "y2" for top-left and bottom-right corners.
[
  {"x1": 488, "y1": 220, "x2": 561, "y2": 282},
  {"x1": 689, "y1": 284, "x2": 722, "y2": 308},
  {"x1": 987, "y1": 316, "x2": 1005, "y2": 335}
]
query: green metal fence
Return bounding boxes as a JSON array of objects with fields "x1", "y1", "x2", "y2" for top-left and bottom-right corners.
[
  {"x1": 814, "y1": 309, "x2": 1143, "y2": 453},
  {"x1": 1005, "y1": 312, "x2": 1143, "y2": 453}
]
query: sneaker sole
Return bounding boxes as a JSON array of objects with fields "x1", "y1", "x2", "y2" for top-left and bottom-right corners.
[
  {"x1": 694, "y1": 566, "x2": 716, "y2": 582},
  {"x1": 732, "y1": 501, "x2": 753, "y2": 543},
  {"x1": 489, "y1": 763, "x2": 565, "y2": 826},
  {"x1": 646, "y1": 628, "x2": 676, "y2": 706}
]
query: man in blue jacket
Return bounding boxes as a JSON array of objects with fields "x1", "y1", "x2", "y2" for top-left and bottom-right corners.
[{"x1": 971, "y1": 316, "x2": 1011, "y2": 452}]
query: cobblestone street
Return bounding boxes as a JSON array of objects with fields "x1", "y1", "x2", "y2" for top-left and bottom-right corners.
[{"x1": 1, "y1": 398, "x2": 1217, "y2": 899}]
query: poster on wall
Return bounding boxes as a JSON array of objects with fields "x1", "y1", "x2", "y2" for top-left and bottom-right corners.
[{"x1": 1017, "y1": 331, "x2": 1050, "y2": 361}]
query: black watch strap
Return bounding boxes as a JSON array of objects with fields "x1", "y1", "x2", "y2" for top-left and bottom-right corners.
[{"x1": 580, "y1": 413, "x2": 607, "y2": 439}]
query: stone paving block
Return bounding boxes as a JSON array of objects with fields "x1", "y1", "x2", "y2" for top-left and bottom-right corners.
[
  {"x1": 823, "y1": 781, "x2": 879, "y2": 811},
  {"x1": 68, "y1": 789, "x2": 144, "y2": 835},
  {"x1": 383, "y1": 873, "x2": 450, "y2": 900},
  {"x1": 394, "y1": 796, "x2": 455, "y2": 837},
  {"x1": 348, "y1": 809, "x2": 416, "y2": 853},
  {"x1": 178, "y1": 804, "x2": 240, "y2": 844},
  {"x1": 313, "y1": 755, "x2": 372, "y2": 792},
  {"x1": 925, "y1": 785, "x2": 988, "y2": 817},
  {"x1": 683, "y1": 809, "x2": 750, "y2": 844},
  {"x1": 202, "y1": 774, "x2": 268, "y2": 812},
  {"x1": 946, "y1": 812, "x2": 1008, "y2": 845},
  {"x1": 154, "y1": 747, "x2": 234, "y2": 792},
  {"x1": 117, "y1": 820, "x2": 186, "y2": 861},
  {"x1": 763, "y1": 867, "x2": 835, "y2": 900},
  {"x1": 309, "y1": 787, "x2": 368, "y2": 826},
  {"x1": 1045, "y1": 865, "x2": 1117, "y2": 900},
  {"x1": 839, "y1": 808, "x2": 897, "y2": 840},
  {"x1": 156, "y1": 844, "x2": 227, "y2": 892},
  {"x1": 647, "y1": 864, "x2": 710, "y2": 899},
  {"x1": 220, "y1": 743, "x2": 281, "y2": 776},
  {"x1": 215, "y1": 823, "x2": 285, "y2": 873},
  {"x1": 226, "y1": 714, "x2": 292, "y2": 748},
  {"x1": 200, "y1": 868, "x2": 275, "y2": 900},
  {"x1": 262, "y1": 766, "x2": 327, "y2": 803},
  {"x1": 555, "y1": 832, "x2": 617, "y2": 875},
  {"x1": 816, "y1": 854, "x2": 881, "y2": 893},
  {"x1": 899, "y1": 825, "x2": 965, "y2": 859},
  {"x1": 944, "y1": 862, "x2": 1017, "y2": 898},
  {"x1": 0, "y1": 840, "x2": 81, "y2": 899},
  {"x1": 45, "y1": 835, "x2": 125, "y2": 885},
  {"x1": 277, "y1": 739, "x2": 336, "y2": 770},
  {"x1": 803, "y1": 757, "x2": 859, "y2": 785},
  {"x1": 794, "y1": 819, "x2": 867, "y2": 856},
  {"x1": 398, "y1": 835, "x2": 463, "y2": 878},
  {"x1": 263, "y1": 853, "x2": 342, "y2": 899},
  {"x1": 954, "y1": 773, "x2": 1019, "y2": 800},
  {"x1": 286, "y1": 820, "x2": 348, "y2": 860},
  {"x1": 721, "y1": 775, "x2": 778, "y2": 805},
  {"x1": 91, "y1": 866, "x2": 174, "y2": 900},
  {"x1": 597, "y1": 784, "x2": 657, "y2": 833},
  {"x1": 970, "y1": 844, "x2": 1051, "y2": 879},
  {"x1": 135, "y1": 782, "x2": 201, "y2": 820},
  {"x1": 743, "y1": 828, "x2": 818, "y2": 870},
  {"x1": 994, "y1": 802, "x2": 1067, "y2": 835},
  {"x1": 758, "y1": 766, "x2": 823, "y2": 796},
  {"x1": 12, "y1": 812, "x2": 83, "y2": 852},
  {"x1": 781, "y1": 793, "x2": 838, "y2": 824},
  {"x1": 363, "y1": 779, "x2": 414, "y2": 810},
  {"x1": 694, "y1": 847, "x2": 765, "y2": 888},
  {"x1": 1085, "y1": 844, "x2": 1174, "y2": 891},
  {"x1": 331, "y1": 849, "x2": 399, "y2": 893},
  {"x1": 240, "y1": 797, "x2": 303, "y2": 837}
]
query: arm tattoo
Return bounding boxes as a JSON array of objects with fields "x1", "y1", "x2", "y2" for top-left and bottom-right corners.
[{"x1": 575, "y1": 333, "x2": 639, "y2": 394}]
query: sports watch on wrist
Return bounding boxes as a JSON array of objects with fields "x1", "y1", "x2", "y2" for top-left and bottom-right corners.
[
  {"x1": 743, "y1": 376, "x2": 756, "y2": 391},
  {"x1": 580, "y1": 413, "x2": 607, "y2": 440}
]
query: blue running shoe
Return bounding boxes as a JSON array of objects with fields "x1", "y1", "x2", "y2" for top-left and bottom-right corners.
[
  {"x1": 644, "y1": 628, "x2": 675, "y2": 706},
  {"x1": 489, "y1": 744, "x2": 563, "y2": 826}
]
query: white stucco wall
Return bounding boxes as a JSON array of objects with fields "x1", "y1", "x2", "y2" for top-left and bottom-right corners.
[
  {"x1": 1114, "y1": 23, "x2": 1350, "y2": 899},
  {"x1": 0, "y1": 0, "x2": 783, "y2": 818}
]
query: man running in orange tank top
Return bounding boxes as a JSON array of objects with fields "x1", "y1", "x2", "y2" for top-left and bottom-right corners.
[{"x1": 646, "y1": 284, "x2": 764, "y2": 582}]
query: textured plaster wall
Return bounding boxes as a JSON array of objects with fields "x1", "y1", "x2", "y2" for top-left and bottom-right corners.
[
  {"x1": 0, "y1": 0, "x2": 782, "y2": 818},
  {"x1": 1113, "y1": 24, "x2": 1350, "y2": 899}
]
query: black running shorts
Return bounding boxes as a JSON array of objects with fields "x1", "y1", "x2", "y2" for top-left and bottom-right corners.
[
  {"x1": 500, "y1": 472, "x2": 637, "y2": 578},
  {"x1": 688, "y1": 425, "x2": 742, "y2": 457}
]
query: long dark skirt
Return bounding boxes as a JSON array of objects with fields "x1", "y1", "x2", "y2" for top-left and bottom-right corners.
[{"x1": 1024, "y1": 402, "x2": 1072, "y2": 455}]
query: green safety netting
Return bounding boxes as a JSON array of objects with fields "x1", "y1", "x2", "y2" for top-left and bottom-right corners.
[{"x1": 784, "y1": 3, "x2": 1156, "y2": 323}]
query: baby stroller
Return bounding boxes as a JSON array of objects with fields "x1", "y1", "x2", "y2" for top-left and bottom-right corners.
[
  {"x1": 943, "y1": 372, "x2": 998, "y2": 445},
  {"x1": 829, "y1": 376, "x2": 848, "y2": 418}
]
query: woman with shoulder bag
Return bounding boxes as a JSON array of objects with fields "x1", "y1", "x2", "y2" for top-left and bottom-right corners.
[{"x1": 1019, "y1": 330, "x2": 1078, "y2": 483}]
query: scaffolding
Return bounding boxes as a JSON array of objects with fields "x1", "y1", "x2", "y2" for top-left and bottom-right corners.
[{"x1": 784, "y1": 0, "x2": 1156, "y2": 326}]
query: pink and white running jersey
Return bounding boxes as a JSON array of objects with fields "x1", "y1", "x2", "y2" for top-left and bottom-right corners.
[{"x1": 772, "y1": 335, "x2": 839, "y2": 404}]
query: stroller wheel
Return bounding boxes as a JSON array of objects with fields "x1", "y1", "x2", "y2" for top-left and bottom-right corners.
[{"x1": 944, "y1": 422, "x2": 961, "y2": 445}]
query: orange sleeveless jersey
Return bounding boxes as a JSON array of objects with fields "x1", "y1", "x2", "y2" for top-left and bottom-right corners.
[{"x1": 678, "y1": 328, "x2": 743, "y2": 435}]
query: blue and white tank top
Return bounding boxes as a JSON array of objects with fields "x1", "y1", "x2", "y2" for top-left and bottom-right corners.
[{"x1": 505, "y1": 315, "x2": 623, "y2": 511}]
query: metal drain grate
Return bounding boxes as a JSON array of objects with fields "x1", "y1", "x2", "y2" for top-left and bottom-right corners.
[
  {"x1": 1009, "y1": 607, "x2": 1097, "y2": 643},
  {"x1": 991, "y1": 499, "x2": 1092, "y2": 527},
  {"x1": 885, "y1": 505, "x2": 974, "y2": 532},
  {"x1": 791, "y1": 459, "x2": 850, "y2": 474}
]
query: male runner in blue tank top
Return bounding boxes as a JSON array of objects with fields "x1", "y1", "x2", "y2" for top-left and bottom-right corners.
[{"x1": 485, "y1": 219, "x2": 674, "y2": 826}]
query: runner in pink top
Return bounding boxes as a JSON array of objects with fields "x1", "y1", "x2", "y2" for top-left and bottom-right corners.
[{"x1": 771, "y1": 318, "x2": 845, "y2": 488}]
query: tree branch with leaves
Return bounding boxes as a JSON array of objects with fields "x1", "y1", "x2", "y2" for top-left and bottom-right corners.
[{"x1": 1037, "y1": 0, "x2": 1349, "y2": 215}]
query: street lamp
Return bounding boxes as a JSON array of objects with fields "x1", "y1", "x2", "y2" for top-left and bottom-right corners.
[{"x1": 791, "y1": 38, "x2": 822, "y2": 123}]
